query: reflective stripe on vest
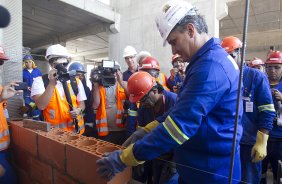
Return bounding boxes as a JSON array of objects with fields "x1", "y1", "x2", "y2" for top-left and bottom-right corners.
[
  {"x1": 157, "y1": 73, "x2": 170, "y2": 91},
  {"x1": 0, "y1": 129, "x2": 9, "y2": 139},
  {"x1": 0, "y1": 139, "x2": 10, "y2": 151}
]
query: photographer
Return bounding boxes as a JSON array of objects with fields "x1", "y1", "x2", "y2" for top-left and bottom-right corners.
[
  {"x1": 167, "y1": 54, "x2": 185, "y2": 93},
  {"x1": 91, "y1": 61, "x2": 128, "y2": 145},
  {"x1": 31, "y1": 44, "x2": 86, "y2": 134}
]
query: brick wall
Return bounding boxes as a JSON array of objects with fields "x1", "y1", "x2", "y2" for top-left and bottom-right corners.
[{"x1": 9, "y1": 121, "x2": 131, "y2": 184}]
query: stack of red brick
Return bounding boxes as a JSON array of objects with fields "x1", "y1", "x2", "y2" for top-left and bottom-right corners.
[{"x1": 9, "y1": 121, "x2": 131, "y2": 184}]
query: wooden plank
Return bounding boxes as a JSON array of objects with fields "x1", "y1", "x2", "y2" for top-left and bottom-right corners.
[{"x1": 23, "y1": 119, "x2": 51, "y2": 132}]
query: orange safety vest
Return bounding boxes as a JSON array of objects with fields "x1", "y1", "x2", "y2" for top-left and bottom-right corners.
[
  {"x1": 157, "y1": 72, "x2": 170, "y2": 91},
  {"x1": 95, "y1": 83, "x2": 127, "y2": 137},
  {"x1": 43, "y1": 79, "x2": 85, "y2": 134},
  {"x1": 0, "y1": 86, "x2": 10, "y2": 151}
]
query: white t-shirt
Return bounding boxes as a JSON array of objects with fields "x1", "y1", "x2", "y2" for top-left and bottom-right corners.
[{"x1": 31, "y1": 76, "x2": 87, "y2": 102}]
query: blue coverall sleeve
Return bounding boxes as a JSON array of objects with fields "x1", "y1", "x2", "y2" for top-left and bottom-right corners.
[
  {"x1": 133, "y1": 62, "x2": 231, "y2": 161},
  {"x1": 254, "y1": 73, "x2": 275, "y2": 131},
  {"x1": 167, "y1": 76, "x2": 177, "y2": 91}
]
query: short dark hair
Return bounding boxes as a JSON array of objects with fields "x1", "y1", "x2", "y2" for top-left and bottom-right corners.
[{"x1": 172, "y1": 14, "x2": 208, "y2": 34}]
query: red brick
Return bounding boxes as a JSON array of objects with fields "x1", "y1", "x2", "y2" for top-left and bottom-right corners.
[
  {"x1": 38, "y1": 133, "x2": 65, "y2": 171},
  {"x1": 30, "y1": 157, "x2": 52, "y2": 184},
  {"x1": 11, "y1": 146, "x2": 31, "y2": 171},
  {"x1": 66, "y1": 143, "x2": 131, "y2": 184},
  {"x1": 53, "y1": 169, "x2": 77, "y2": 184},
  {"x1": 10, "y1": 121, "x2": 38, "y2": 156},
  {"x1": 15, "y1": 167, "x2": 34, "y2": 184}
]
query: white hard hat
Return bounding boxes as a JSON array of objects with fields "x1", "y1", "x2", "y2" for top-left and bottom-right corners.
[
  {"x1": 123, "y1": 45, "x2": 137, "y2": 58},
  {"x1": 136, "y1": 51, "x2": 151, "y2": 64},
  {"x1": 45, "y1": 44, "x2": 71, "y2": 60},
  {"x1": 155, "y1": 0, "x2": 196, "y2": 46}
]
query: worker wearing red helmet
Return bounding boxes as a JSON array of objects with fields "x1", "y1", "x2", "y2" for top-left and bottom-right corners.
[
  {"x1": 249, "y1": 57, "x2": 265, "y2": 72},
  {"x1": 261, "y1": 51, "x2": 282, "y2": 184},
  {"x1": 0, "y1": 46, "x2": 18, "y2": 184},
  {"x1": 139, "y1": 56, "x2": 170, "y2": 91},
  {"x1": 167, "y1": 54, "x2": 185, "y2": 93},
  {"x1": 124, "y1": 71, "x2": 178, "y2": 184},
  {"x1": 222, "y1": 36, "x2": 275, "y2": 184}
]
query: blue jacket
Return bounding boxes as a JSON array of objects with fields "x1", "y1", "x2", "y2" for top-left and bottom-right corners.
[
  {"x1": 167, "y1": 73, "x2": 184, "y2": 91},
  {"x1": 23, "y1": 68, "x2": 42, "y2": 104},
  {"x1": 270, "y1": 81, "x2": 282, "y2": 139},
  {"x1": 240, "y1": 66, "x2": 275, "y2": 145},
  {"x1": 133, "y1": 38, "x2": 243, "y2": 183}
]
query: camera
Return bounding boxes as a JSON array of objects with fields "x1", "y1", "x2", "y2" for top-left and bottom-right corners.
[
  {"x1": 55, "y1": 64, "x2": 76, "y2": 82},
  {"x1": 90, "y1": 60, "x2": 119, "y2": 87}
]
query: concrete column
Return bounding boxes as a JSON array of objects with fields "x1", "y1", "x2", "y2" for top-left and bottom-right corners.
[
  {"x1": 0, "y1": 0, "x2": 23, "y2": 118},
  {"x1": 109, "y1": 0, "x2": 230, "y2": 75}
]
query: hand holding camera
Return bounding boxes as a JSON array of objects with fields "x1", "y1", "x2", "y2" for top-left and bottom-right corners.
[
  {"x1": 272, "y1": 89, "x2": 282, "y2": 101},
  {"x1": 48, "y1": 68, "x2": 58, "y2": 86}
]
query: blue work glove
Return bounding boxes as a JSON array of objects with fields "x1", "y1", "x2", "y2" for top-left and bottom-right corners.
[{"x1": 96, "y1": 150, "x2": 127, "y2": 181}]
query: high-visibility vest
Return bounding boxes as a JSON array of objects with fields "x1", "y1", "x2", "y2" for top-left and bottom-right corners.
[
  {"x1": 95, "y1": 83, "x2": 127, "y2": 137},
  {"x1": 157, "y1": 73, "x2": 170, "y2": 91},
  {"x1": 0, "y1": 86, "x2": 10, "y2": 151},
  {"x1": 43, "y1": 79, "x2": 85, "y2": 134}
]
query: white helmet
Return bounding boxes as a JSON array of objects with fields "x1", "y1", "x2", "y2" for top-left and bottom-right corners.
[
  {"x1": 155, "y1": 0, "x2": 196, "y2": 46},
  {"x1": 136, "y1": 51, "x2": 151, "y2": 64},
  {"x1": 45, "y1": 44, "x2": 71, "y2": 60},
  {"x1": 123, "y1": 45, "x2": 137, "y2": 58}
]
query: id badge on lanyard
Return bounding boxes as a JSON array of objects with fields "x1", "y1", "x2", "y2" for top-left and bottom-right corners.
[{"x1": 242, "y1": 92, "x2": 253, "y2": 113}]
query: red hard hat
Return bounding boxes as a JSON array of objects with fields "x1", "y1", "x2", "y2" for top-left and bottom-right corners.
[
  {"x1": 265, "y1": 51, "x2": 282, "y2": 64},
  {"x1": 249, "y1": 57, "x2": 264, "y2": 67},
  {"x1": 172, "y1": 54, "x2": 181, "y2": 64},
  {"x1": 221, "y1": 36, "x2": 242, "y2": 53},
  {"x1": 0, "y1": 46, "x2": 9, "y2": 60},
  {"x1": 139, "y1": 56, "x2": 160, "y2": 71},
  {"x1": 127, "y1": 71, "x2": 156, "y2": 103}
]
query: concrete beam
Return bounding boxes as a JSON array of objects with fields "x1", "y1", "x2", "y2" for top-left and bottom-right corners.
[
  {"x1": 28, "y1": 22, "x2": 108, "y2": 49},
  {"x1": 59, "y1": 0, "x2": 119, "y2": 23},
  {"x1": 232, "y1": 29, "x2": 282, "y2": 50}
]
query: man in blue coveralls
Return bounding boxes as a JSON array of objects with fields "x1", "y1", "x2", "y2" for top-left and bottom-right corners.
[
  {"x1": 96, "y1": 0, "x2": 243, "y2": 183},
  {"x1": 222, "y1": 36, "x2": 275, "y2": 184}
]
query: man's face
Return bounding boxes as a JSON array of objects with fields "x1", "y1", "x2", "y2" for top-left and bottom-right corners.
[
  {"x1": 24, "y1": 60, "x2": 33, "y2": 69},
  {"x1": 50, "y1": 57, "x2": 69, "y2": 68},
  {"x1": 167, "y1": 25, "x2": 193, "y2": 62},
  {"x1": 140, "y1": 89, "x2": 158, "y2": 107},
  {"x1": 124, "y1": 55, "x2": 137, "y2": 71},
  {"x1": 265, "y1": 64, "x2": 282, "y2": 81},
  {"x1": 76, "y1": 72, "x2": 85, "y2": 81}
]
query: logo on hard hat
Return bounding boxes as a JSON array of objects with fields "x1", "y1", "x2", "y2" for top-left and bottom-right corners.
[{"x1": 163, "y1": 4, "x2": 171, "y2": 13}]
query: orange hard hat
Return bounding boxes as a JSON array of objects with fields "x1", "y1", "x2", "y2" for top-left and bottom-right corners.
[
  {"x1": 265, "y1": 51, "x2": 282, "y2": 64},
  {"x1": 127, "y1": 71, "x2": 156, "y2": 103},
  {"x1": 249, "y1": 57, "x2": 264, "y2": 67},
  {"x1": 139, "y1": 56, "x2": 160, "y2": 71},
  {"x1": 172, "y1": 54, "x2": 181, "y2": 64},
  {"x1": 0, "y1": 46, "x2": 9, "y2": 60},
  {"x1": 221, "y1": 36, "x2": 242, "y2": 53}
]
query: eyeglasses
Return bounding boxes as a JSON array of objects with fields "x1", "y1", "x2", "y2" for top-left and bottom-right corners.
[{"x1": 265, "y1": 66, "x2": 282, "y2": 70}]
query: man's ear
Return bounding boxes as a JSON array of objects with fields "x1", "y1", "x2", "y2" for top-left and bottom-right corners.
[{"x1": 186, "y1": 23, "x2": 195, "y2": 38}]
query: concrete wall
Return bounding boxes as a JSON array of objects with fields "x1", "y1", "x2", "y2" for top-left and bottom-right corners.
[{"x1": 109, "y1": 0, "x2": 229, "y2": 75}]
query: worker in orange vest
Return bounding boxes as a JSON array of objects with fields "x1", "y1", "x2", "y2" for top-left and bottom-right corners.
[
  {"x1": 0, "y1": 46, "x2": 18, "y2": 184},
  {"x1": 31, "y1": 44, "x2": 86, "y2": 134},
  {"x1": 91, "y1": 61, "x2": 128, "y2": 145}
]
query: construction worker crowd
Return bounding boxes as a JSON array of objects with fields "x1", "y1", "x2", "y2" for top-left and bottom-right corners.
[{"x1": 0, "y1": 0, "x2": 281, "y2": 183}]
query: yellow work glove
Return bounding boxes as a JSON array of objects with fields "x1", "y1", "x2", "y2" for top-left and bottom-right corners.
[
  {"x1": 122, "y1": 120, "x2": 159, "y2": 147},
  {"x1": 251, "y1": 131, "x2": 269, "y2": 163},
  {"x1": 120, "y1": 144, "x2": 145, "y2": 166},
  {"x1": 29, "y1": 102, "x2": 36, "y2": 110}
]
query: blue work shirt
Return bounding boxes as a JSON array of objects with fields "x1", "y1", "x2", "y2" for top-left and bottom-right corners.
[
  {"x1": 240, "y1": 66, "x2": 275, "y2": 145},
  {"x1": 23, "y1": 68, "x2": 42, "y2": 104},
  {"x1": 123, "y1": 69, "x2": 136, "y2": 81},
  {"x1": 133, "y1": 38, "x2": 243, "y2": 183},
  {"x1": 270, "y1": 81, "x2": 282, "y2": 139}
]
